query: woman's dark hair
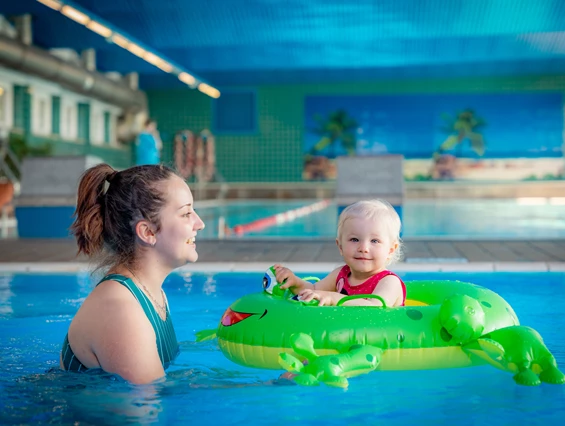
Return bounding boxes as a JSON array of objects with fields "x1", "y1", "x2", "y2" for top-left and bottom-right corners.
[{"x1": 70, "y1": 163, "x2": 177, "y2": 269}]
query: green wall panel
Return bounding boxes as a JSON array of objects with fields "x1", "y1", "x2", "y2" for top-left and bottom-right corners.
[{"x1": 147, "y1": 75, "x2": 565, "y2": 182}]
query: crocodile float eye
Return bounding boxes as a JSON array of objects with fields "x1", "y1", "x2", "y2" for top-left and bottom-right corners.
[
  {"x1": 263, "y1": 268, "x2": 278, "y2": 294},
  {"x1": 263, "y1": 274, "x2": 271, "y2": 291}
]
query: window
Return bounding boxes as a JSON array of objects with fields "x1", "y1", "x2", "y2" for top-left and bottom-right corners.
[
  {"x1": 77, "y1": 103, "x2": 90, "y2": 143},
  {"x1": 51, "y1": 96, "x2": 60, "y2": 135},
  {"x1": 104, "y1": 111, "x2": 111, "y2": 144},
  {"x1": 13, "y1": 85, "x2": 31, "y2": 133}
]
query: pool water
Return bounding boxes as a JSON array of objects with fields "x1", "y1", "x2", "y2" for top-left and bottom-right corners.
[
  {"x1": 1, "y1": 271, "x2": 564, "y2": 425},
  {"x1": 196, "y1": 199, "x2": 565, "y2": 240}
]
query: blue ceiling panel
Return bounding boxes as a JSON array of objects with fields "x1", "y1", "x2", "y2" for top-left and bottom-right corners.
[{"x1": 1, "y1": 0, "x2": 565, "y2": 88}]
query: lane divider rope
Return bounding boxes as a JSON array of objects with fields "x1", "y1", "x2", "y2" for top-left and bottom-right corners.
[{"x1": 231, "y1": 199, "x2": 331, "y2": 236}]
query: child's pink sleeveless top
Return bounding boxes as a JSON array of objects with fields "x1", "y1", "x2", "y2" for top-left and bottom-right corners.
[{"x1": 335, "y1": 265, "x2": 406, "y2": 306}]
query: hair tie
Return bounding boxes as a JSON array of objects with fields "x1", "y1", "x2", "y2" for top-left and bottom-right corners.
[{"x1": 103, "y1": 171, "x2": 118, "y2": 195}]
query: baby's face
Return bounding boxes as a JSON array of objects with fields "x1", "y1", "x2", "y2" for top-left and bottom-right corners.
[{"x1": 337, "y1": 217, "x2": 396, "y2": 275}]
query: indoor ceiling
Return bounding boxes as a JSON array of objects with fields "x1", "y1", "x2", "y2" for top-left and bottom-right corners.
[{"x1": 1, "y1": 0, "x2": 565, "y2": 90}]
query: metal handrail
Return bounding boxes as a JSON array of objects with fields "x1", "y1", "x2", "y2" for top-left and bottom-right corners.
[
  {"x1": 0, "y1": 128, "x2": 20, "y2": 186},
  {"x1": 0, "y1": 129, "x2": 18, "y2": 238}
]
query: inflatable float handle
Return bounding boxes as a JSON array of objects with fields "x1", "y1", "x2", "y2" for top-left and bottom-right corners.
[{"x1": 336, "y1": 294, "x2": 387, "y2": 308}]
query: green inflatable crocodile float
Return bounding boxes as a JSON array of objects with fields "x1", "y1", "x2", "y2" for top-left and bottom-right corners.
[{"x1": 196, "y1": 267, "x2": 564, "y2": 388}]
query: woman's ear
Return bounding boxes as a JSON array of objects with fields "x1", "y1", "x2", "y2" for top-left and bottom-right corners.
[{"x1": 135, "y1": 220, "x2": 157, "y2": 247}]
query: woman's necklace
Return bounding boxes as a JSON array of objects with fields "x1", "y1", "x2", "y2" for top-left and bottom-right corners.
[{"x1": 124, "y1": 266, "x2": 167, "y2": 318}]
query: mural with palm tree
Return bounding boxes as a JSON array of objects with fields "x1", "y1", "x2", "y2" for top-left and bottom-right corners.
[
  {"x1": 304, "y1": 94, "x2": 563, "y2": 182},
  {"x1": 436, "y1": 109, "x2": 487, "y2": 157},
  {"x1": 308, "y1": 109, "x2": 358, "y2": 158}
]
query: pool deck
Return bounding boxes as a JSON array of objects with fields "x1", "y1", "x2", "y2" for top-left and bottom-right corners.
[{"x1": 0, "y1": 238, "x2": 564, "y2": 272}]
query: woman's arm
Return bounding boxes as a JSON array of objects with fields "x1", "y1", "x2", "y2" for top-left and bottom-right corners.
[
  {"x1": 70, "y1": 282, "x2": 166, "y2": 384},
  {"x1": 91, "y1": 297, "x2": 165, "y2": 384}
]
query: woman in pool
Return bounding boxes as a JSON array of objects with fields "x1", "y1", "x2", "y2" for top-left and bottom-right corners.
[{"x1": 60, "y1": 163, "x2": 205, "y2": 384}]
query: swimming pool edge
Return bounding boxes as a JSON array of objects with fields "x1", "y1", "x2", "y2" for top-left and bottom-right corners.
[{"x1": 0, "y1": 261, "x2": 564, "y2": 273}]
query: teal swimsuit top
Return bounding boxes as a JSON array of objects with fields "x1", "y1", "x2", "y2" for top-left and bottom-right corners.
[{"x1": 61, "y1": 274, "x2": 179, "y2": 372}]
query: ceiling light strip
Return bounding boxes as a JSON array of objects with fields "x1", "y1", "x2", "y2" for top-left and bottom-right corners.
[
  {"x1": 37, "y1": 0, "x2": 62, "y2": 11},
  {"x1": 35, "y1": 0, "x2": 220, "y2": 97},
  {"x1": 61, "y1": 5, "x2": 90, "y2": 25}
]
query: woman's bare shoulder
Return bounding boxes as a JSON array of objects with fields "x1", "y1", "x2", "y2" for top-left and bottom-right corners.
[{"x1": 72, "y1": 278, "x2": 151, "y2": 339}]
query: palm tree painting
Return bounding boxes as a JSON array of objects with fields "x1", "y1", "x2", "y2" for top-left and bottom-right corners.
[
  {"x1": 436, "y1": 109, "x2": 487, "y2": 157},
  {"x1": 430, "y1": 109, "x2": 487, "y2": 180},
  {"x1": 309, "y1": 109, "x2": 358, "y2": 158}
]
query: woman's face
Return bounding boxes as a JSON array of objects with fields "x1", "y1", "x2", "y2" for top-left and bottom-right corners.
[{"x1": 154, "y1": 176, "x2": 205, "y2": 267}]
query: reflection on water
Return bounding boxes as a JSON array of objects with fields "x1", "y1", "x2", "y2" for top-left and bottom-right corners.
[
  {"x1": 2, "y1": 369, "x2": 161, "y2": 425},
  {"x1": 0, "y1": 361, "x2": 293, "y2": 425}
]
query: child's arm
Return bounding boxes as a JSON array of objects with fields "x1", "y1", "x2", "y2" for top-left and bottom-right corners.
[
  {"x1": 297, "y1": 289, "x2": 344, "y2": 306},
  {"x1": 274, "y1": 265, "x2": 341, "y2": 295}
]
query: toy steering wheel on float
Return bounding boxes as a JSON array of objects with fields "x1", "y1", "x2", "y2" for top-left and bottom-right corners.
[{"x1": 262, "y1": 266, "x2": 387, "y2": 308}]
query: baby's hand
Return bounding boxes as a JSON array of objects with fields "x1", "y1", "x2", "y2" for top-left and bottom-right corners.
[
  {"x1": 298, "y1": 289, "x2": 338, "y2": 307},
  {"x1": 273, "y1": 264, "x2": 299, "y2": 290}
]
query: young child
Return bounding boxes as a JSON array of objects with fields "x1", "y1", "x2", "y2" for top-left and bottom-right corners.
[{"x1": 274, "y1": 199, "x2": 405, "y2": 307}]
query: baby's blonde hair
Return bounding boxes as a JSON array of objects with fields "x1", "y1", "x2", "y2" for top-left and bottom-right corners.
[{"x1": 337, "y1": 199, "x2": 403, "y2": 264}]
